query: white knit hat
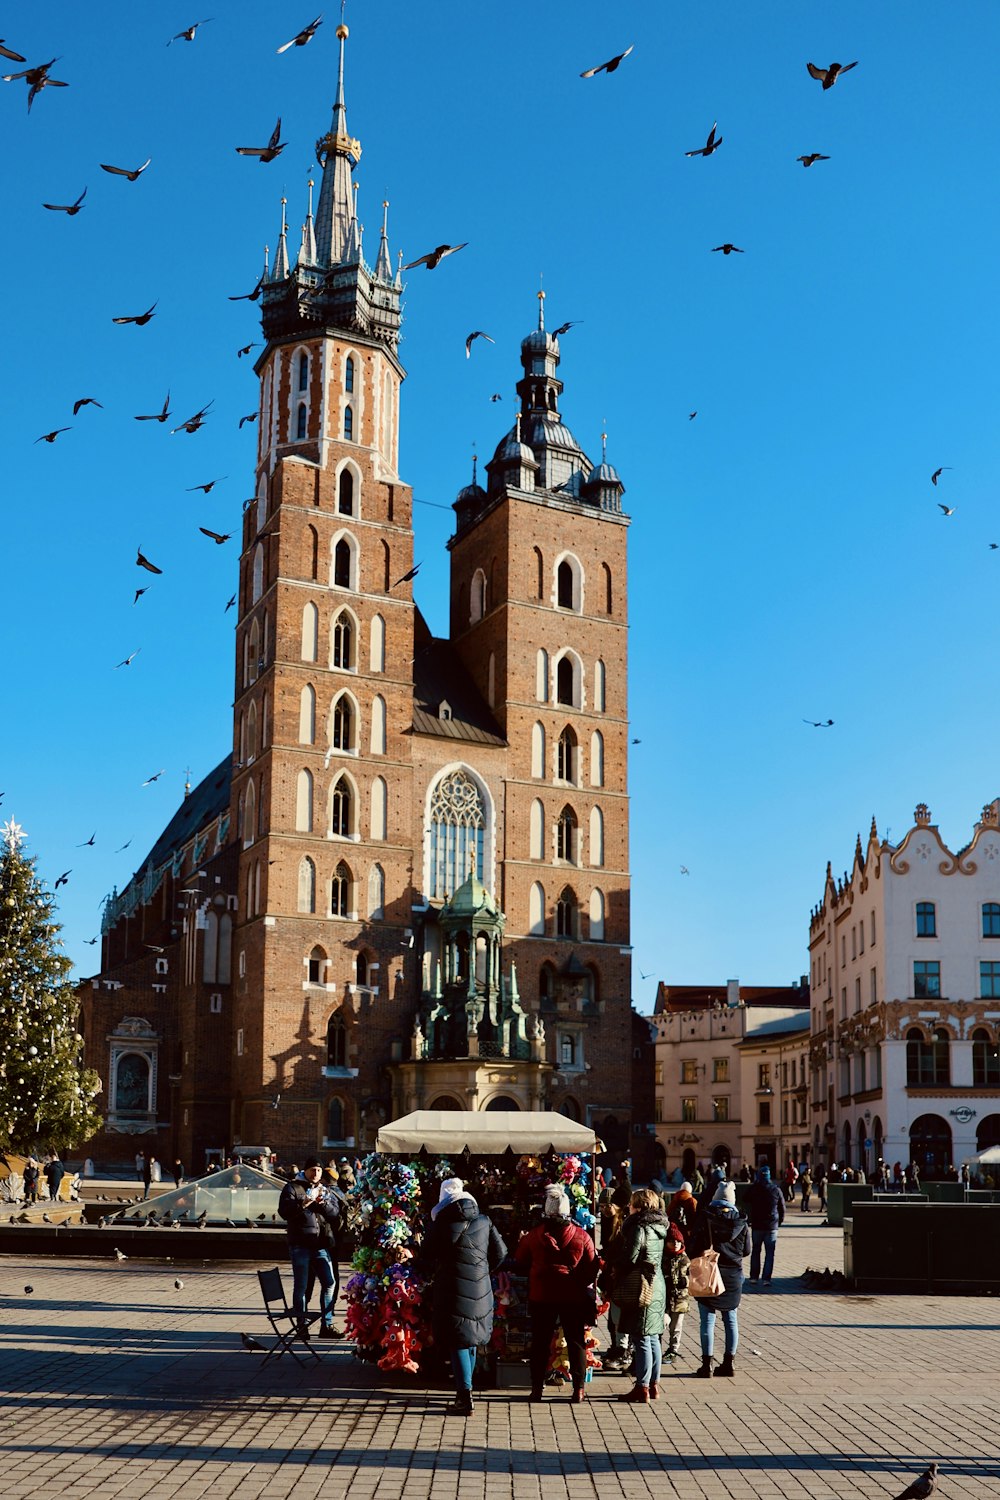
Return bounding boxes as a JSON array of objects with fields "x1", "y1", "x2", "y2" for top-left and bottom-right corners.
[
  {"x1": 544, "y1": 1185, "x2": 571, "y2": 1218},
  {"x1": 431, "y1": 1176, "x2": 474, "y2": 1221},
  {"x1": 712, "y1": 1181, "x2": 736, "y2": 1207}
]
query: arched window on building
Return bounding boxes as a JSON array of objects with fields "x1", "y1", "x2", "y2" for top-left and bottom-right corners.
[
  {"x1": 308, "y1": 946, "x2": 327, "y2": 985},
  {"x1": 243, "y1": 780, "x2": 256, "y2": 848},
  {"x1": 299, "y1": 684, "x2": 316, "y2": 744},
  {"x1": 295, "y1": 769, "x2": 313, "y2": 833},
  {"x1": 529, "y1": 798, "x2": 544, "y2": 859},
  {"x1": 334, "y1": 538, "x2": 352, "y2": 589},
  {"x1": 326, "y1": 1098, "x2": 345, "y2": 1142},
  {"x1": 327, "y1": 1011, "x2": 347, "y2": 1067},
  {"x1": 557, "y1": 559, "x2": 574, "y2": 609},
  {"x1": 370, "y1": 696, "x2": 386, "y2": 755},
  {"x1": 248, "y1": 617, "x2": 260, "y2": 684},
  {"x1": 330, "y1": 694, "x2": 355, "y2": 752},
  {"x1": 298, "y1": 352, "x2": 309, "y2": 391},
  {"x1": 973, "y1": 1028, "x2": 1000, "y2": 1086},
  {"x1": 556, "y1": 806, "x2": 577, "y2": 863},
  {"x1": 338, "y1": 468, "x2": 354, "y2": 516},
  {"x1": 301, "y1": 601, "x2": 318, "y2": 662},
  {"x1": 307, "y1": 525, "x2": 319, "y2": 581},
  {"x1": 330, "y1": 861, "x2": 352, "y2": 917},
  {"x1": 296, "y1": 402, "x2": 307, "y2": 441},
  {"x1": 470, "y1": 569, "x2": 487, "y2": 623},
  {"x1": 428, "y1": 769, "x2": 486, "y2": 900},
  {"x1": 557, "y1": 726, "x2": 577, "y2": 783},
  {"x1": 252, "y1": 544, "x2": 264, "y2": 604},
  {"x1": 594, "y1": 659, "x2": 606, "y2": 712},
  {"x1": 246, "y1": 700, "x2": 258, "y2": 760},
  {"x1": 556, "y1": 886, "x2": 577, "y2": 939},
  {"x1": 555, "y1": 652, "x2": 581, "y2": 708},
  {"x1": 533, "y1": 546, "x2": 544, "y2": 600},
  {"x1": 332, "y1": 611, "x2": 354, "y2": 670},
  {"x1": 590, "y1": 730, "x2": 604, "y2": 787},
  {"x1": 368, "y1": 863, "x2": 385, "y2": 920},
  {"x1": 536, "y1": 648, "x2": 548, "y2": 703},
  {"x1": 330, "y1": 775, "x2": 352, "y2": 837},
  {"x1": 345, "y1": 355, "x2": 355, "y2": 393},
  {"x1": 529, "y1": 882, "x2": 545, "y2": 936},
  {"x1": 589, "y1": 888, "x2": 605, "y2": 941},
  {"x1": 343, "y1": 405, "x2": 353, "y2": 442},
  {"x1": 382, "y1": 539, "x2": 391, "y2": 592},
  {"x1": 531, "y1": 721, "x2": 545, "y2": 778},
  {"x1": 203, "y1": 911, "x2": 219, "y2": 983},
  {"x1": 602, "y1": 562, "x2": 613, "y2": 614},
  {"x1": 371, "y1": 776, "x2": 387, "y2": 840},
  {"x1": 370, "y1": 614, "x2": 385, "y2": 672},
  {"x1": 114, "y1": 1053, "x2": 151, "y2": 1117},
  {"x1": 298, "y1": 856, "x2": 316, "y2": 914},
  {"x1": 539, "y1": 962, "x2": 555, "y2": 1005},
  {"x1": 589, "y1": 806, "x2": 604, "y2": 867},
  {"x1": 906, "y1": 1026, "x2": 950, "y2": 1087}
]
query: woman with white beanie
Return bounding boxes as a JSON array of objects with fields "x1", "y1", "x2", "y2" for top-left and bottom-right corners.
[
  {"x1": 514, "y1": 1185, "x2": 598, "y2": 1402},
  {"x1": 424, "y1": 1177, "x2": 507, "y2": 1416},
  {"x1": 687, "y1": 1179, "x2": 750, "y2": 1377}
]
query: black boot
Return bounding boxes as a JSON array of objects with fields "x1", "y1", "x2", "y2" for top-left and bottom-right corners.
[
  {"x1": 716, "y1": 1353, "x2": 735, "y2": 1377},
  {"x1": 446, "y1": 1389, "x2": 474, "y2": 1416},
  {"x1": 696, "y1": 1355, "x2": 715, "y2": 1378}
]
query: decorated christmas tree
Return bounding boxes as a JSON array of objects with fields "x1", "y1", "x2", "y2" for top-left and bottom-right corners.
[{"x1": 0, "y1": 819, "x2": 102, "y2": 1153}]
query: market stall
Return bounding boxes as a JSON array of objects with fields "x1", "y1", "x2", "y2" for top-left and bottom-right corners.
[{"x1": 344, "y1": 1111, "x2": 605, "y2": 1386}]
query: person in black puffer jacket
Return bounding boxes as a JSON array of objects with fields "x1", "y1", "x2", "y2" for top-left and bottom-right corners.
[
  {"x1": 423, "y1": 1177, "x2": 507, "y2": 1417},
  {"x1": 687, "y1": 1181, "x2": 750, "y2": 1378}
]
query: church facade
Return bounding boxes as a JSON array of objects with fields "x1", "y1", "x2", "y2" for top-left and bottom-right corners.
[{"x1": 81, "y1": 24, "x2": 634, "y2": 1169}]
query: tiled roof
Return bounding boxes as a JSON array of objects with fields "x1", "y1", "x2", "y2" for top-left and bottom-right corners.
[
  {"x1": 411, "y1": 618, "x2": 505, "y2": 747},
  {"x1": 141, "y1": 757, "x2": 232, "y2": 872}
]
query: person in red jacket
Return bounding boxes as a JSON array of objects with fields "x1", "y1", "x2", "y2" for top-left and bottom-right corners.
[{"x1": 514, "y1": 1184, "x2": 599, "y2": 1403}]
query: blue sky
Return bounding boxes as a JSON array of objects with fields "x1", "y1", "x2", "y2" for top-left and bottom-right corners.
[{"x1": 3, "y1": 2, "x2": 999, "y2": 1007}]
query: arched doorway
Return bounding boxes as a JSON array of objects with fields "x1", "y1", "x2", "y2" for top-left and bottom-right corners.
[
  {"x1": 602, "y1": 1113, "x2": 626, "y2": 1152},
  {"x1": 428, "y1": 1095, "x2": 462, "y2": 1111},
  {"x1": 977, "y1": 1114, "x2": 1000, "y2": 1151},
  {"x1": 681, "y1": 1147, "x2": 697, "y2": 1179},
  {"x1": 711, "y1": 1144, "x2": 731, "y2": 1171},
  {"x1": 909, "y1": 1113, "x2": 952, "y2": 1178},
  {"x1": 485, "y1": 1095, "x2": 520, "y2": 1111},
  {"x1": 872, "y1": 1116, "x2": 884, "y2": 1166},
  {"x1": 559, "y1": 1096, "x2": 581, "y2": 1122}
]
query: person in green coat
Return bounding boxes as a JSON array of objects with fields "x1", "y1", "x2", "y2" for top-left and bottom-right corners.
[{"x1": 614, "y1": 1188, "x2": 671, "y2": 1404}]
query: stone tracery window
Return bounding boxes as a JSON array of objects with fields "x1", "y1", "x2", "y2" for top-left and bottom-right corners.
[{"x1": 428, "y1": 769, "x2": 485, "y2": 900}]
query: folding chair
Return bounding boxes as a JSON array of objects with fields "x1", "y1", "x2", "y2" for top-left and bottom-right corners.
[{"x1": 256, "y1": 1266, "x2": 320, "y2": 1367}]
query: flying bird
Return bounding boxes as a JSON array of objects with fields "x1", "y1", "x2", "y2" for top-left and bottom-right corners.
[
  {"x1": 169, "y1": 21, "x2": 212, "y2": 44},
  {"x1": 239, "y1": 412, "x2": 258, "y2": 428},
  {"x1": 551, "y1": 320, "x2": 581, "y2": 337},
  {"x1": 42, "y1": 187, "x2": 86, "y2": 215},
  {"x1": 688, "y1": 411, "x2": 697, "y2": 420},
  {"x1": 803, "y1": 718, "x2": 834, "y2": 727},
  {"x1": 136, "y1": 548, "x2": 162, "y2": 574},
  {"x1": 580, "y1": 43, "x2": 633, "y2": 78},
  {"x1": 142, "y1": 770, "x2": 166, "y2": 785},
  {"x1": 112, "y1": 303, "x2": 157, "y2": 326},
  {"x1": 73, "y1": 397, "x2": 103, "y2": 415},
  {"x1": 237, "y1": 342, "x2": 258, "y2": 358},
  {"x1": 403, "y1": 242, "x2": 467, "y2": 271},
  {"x1": 937, "y1": 503, "x2": 955, "y2": 516},
  {"x1": 134, "y1": 391, "x2": 171, "y2": 423},
  {"x1": 685, "y1": 122, "x2": 722, "y2": 157},
  {"x1": 199, "y1": 527, "x2": 232, "y2": 544},
  {"x1": 35, "y1": 428, "x2": 71, "y2": 444},
  {"x1": 930, "y1": 467, "x2": 951, "y2": 486},
  {"x1": 680, "y1": 866, "x2": 690, "y2": 876},
  {"x1": 77, "y1": 832, "x2": 96, "y2": 846},
  {"x1": 54, "y1": 871, "x2": 71, "y2": 888},
  {"x1": 132, "y1": 588, "x2": 148, "y2": 605},
  {"x1": 114, "y1": 650, "x2": 141, "y2": 669},
  {"x1": 392, "y1": 563, "x2": 422, "y2": 588},
  {"x1": 235, "y1": 117, "x2": 285, "y2": 163},
  {"x1": 228, "y1": 271, "x2": 266, "y2": 302},
  {"x1": 172, "y1": 401, "x2": 214, "y2": 435},
  {"x1": 465, "y1": 330, "x2": 495, "y2": 358},
  {"x1": 894, "y1": 1463, "x2": 938, "y2": 1500},
  {"x1": 991, "y1": 544, "x2": 998, "y2": 551},
  {"x1": 187, "y1": 477, "x2": 226, "y2": 493},
  {"x1": 100, "y1": 158, "x2": 151, "y2": 182},
  {"x1": 711, "y1": 243, "x2": 744, "y2": 255},
  {"x1": 115, "y1": 839, "x2": 133, "y2": 852},
  {"x1": 225, "y1": 594, "x2": 236, "y2": 612},
  {"x1": 3, "y1": 59, "x2": 68, "y2": 111},
  {"x1": 489, "y1": 394, "x2": 503, "y2": 402},
  {"x1": 806, "y1": 60, "x2": 858, "y2": 89},
  {"x1": 277, "y1": 15, "x2": 323, "y2": 53},
  {"x1": 0, "y1": 41, "x2": 26, "y2": 63},
  {"x1": 797, "y1": 153, "x2": 831, "y2": 167},
  {"x1": 631, "y1": 738, "x2": 641, "y2": 745},
  {"x1": 84, "y1": 937, "x2": 99, "y2": 945}
]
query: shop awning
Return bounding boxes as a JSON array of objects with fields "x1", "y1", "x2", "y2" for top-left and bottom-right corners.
[{"x1": 376, "y1": 1110, "x2": 601, "y2": 1156}]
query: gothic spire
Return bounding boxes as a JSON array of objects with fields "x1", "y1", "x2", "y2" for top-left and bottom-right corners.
[
  {"x1": 299, "y1": 176, "x2": 317, "y2": 267},
  {"x1": 375, "y1": 199, "x2": 393, "y2": 282},
  {"x1": 314, "y1": 23, "x2": 361, "y2": 267},
  {"x1": 271, "y1": 197, "x2": 289, "y2": 281}
]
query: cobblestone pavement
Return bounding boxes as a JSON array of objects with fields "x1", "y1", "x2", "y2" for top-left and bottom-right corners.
[{"x1": 1, "y1": 1219, "x2": 998, "y2": 1500}]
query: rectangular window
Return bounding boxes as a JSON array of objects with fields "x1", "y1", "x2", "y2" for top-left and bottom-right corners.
[
  {"x1": 210, "y1": 994, "x2": 222, "y2": 1014},
  {"x1": 840, "y1": 987, "x2": 847, "y2": 1020},
  {"x1": 859, "y1": 923, "x2": 865, "y2": 954},
  {"x1": 980, "y1": 961, "x2": 1000, "y2": 999},
  {"x1": 983, "y1": 903, "x2": 1000, "y2": 938},
  {"x1": 870, "y1": 968, "x2": 877, "y2": 1005},
  {"x1": 851, "y1": 926, "x2": 857, "y2": 960},
  {"x1": 713, "y1": 1058, "x2": 729, "y2": 1083},
  {"x1": 841, "y1": 935, "x2": 846, "y2": 967},
  {"x1": 871, "y1": 911, "x2": 876, "y2": 945},
  {"x1": 916, "y1": 902, "x2": 937, "y2": 938},
  {"x1": 681, "y1": 1059, "x2": 698, "y2": 1084},
  {"x1": 236, "y1": 1028, "x2": 244, "y2": 1057},
  {"x1": 854, "y1": 977, "x2": 861, "y2": 1011},
  {"x1": 758, "y1": 1101, "x2": 771, "y2": 1126},
  {"x1": 758, "y1": 1063, "x2": 770, "y2": 1090},
  {"x1": 913, "y1": 961, "x2": 941, "y2": 999},
  {"x1": 681, "y1": 1097, "x2": 697, "y2": 1123},
  {"x1": 712, "y1": 1097, "x2": 729, "y2": 1122},
  {"x1": 782, "y1": 1061, "x2": 788, "y2": 1088},
  {"x1": 654, "y1": 1061, "x2": 663, "y2": 1086}
]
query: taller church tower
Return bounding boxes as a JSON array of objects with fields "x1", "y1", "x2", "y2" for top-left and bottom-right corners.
[{"x1": 230, "y1": 24, "x2": 418, "y2": 1153}]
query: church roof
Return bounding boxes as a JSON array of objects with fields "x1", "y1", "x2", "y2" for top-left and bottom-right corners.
[
  {"x1": 411, "y1": 613, "x2": 505, "y2": 747},
  {"x1": 140, "y1": 757, "x2": 232, "y2": 874}
]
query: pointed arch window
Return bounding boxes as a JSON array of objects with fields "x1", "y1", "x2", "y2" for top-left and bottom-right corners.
[
  {"x1": 529, "y1": 882, "x2": 546, "y2": 936},
  {"x1": 557, "y1": 560, "x2": 574, "y2": 609},
  {"x1": 589, "y1": 806, "x2": 604, "y2": 867},
  {"x1": 556, "y1": 656, "x2": 574, "y2": 706},
  {"x1": 295, "y1": 769, "x2": 313, "y2": 833},
  {"x1": 370, "y1": 614, "x2": 385, "y2": 672},
  {"x1": 594, "y1": 659, "x2": 606, "y2": 713},
  {"x1": 589, "y1": 888, "x2": 605, "y2": 941},
  {"x1": 529, "y1": 798, "x2": 544, "y2": 860},
  {"x1": 332, "y1": 611, "x2": 354, "y2": 670},
  {"x1": 296, "y1": 403, "x2": 307, "y2": 441},
  {"x1": 368, "y1": 862, "x2": 385, "y2": 919},
  {"x1": 382, "y1": 539, "x2": 391, "y2": 592},
  {"x1": 531, "y1": 722, "x2": 546, "y2": 779},
  {"x1": 326, "y1": 1011, "x2": 347, "y2": 1067},
  {"x1": 557, "y1": 805, "x2": 577, "y2": 863},
  {"x1": 371, "y1": 776, "x2": 387, "y2": 840},
  {"x1": 371, "y1": 695, "x2": 386, "y2": 755},
  {"x1": 557, "y1": 727, "x2": 577, "y2": 783},
  {"x1": 602, "y1": 562, "x2": 613, "y2": 614},
  {"x1": 261, "y1": 689, "x2": 270, "y2": 749},
  {"x1": 536, "y1": 648, "x2": 549, "y2": 703},
  {"x1": 301, "y1": 601, "x2": 318, "y2": 661},
  {"x1": 329, "y1": 694, "x2": 355, "y2": 753},
  {"x1": 298, "y1": 857, "x2": 316, "y2": 914},
  {"x1": 299, "y1": 684, "x2": 316, "y2": 744},
  {"x1": 533, "y1": 547, "x2": 544, "y2": 600},
  {"x1": 308, "y1": 525, "x2": 319, "y2": 581},
  {"x1": 428, "y1": 769, "x2": 486, "y2": 900},
  {"x1": 470, "y1": 569, "x2": 487, "y2": 624},
  {"x1": 334, "y1": 539, "x2": 352, "y2": 589},
  {"x1": 330, "y1": 861, "x2": 352, "y2": 917},
  {"x1": 247, "y1": 700, "x2": 258, "y2": 760},
  {"x1": 298, "y1": 352, "x2": 309, "y2": 391},
  {"x1": 345, "y1": 355, "x2": 355, "y2": 394},
  {"x1": 330, "y1": 775, "x2": 352, "y2": 838},
  {"x1": 338, "y1": 468, "x2": 354, "y2": 516},
  {"x1": 326, "y1": 1097, "x2": 345, "y2": 1141},
  {"x1": 252, "y1": 544, "x2": 264, "y2": 604},
  {"x1": 243, "y1": 780, "x2": 256, "y2": 849},
  {"x1": 343, "y1": 405, "x2": 353, "y2": 442},
  {"x1": 556, "y1": 886, "x2": 577, "y2": 939},
  {"x1": 590, "y1": 730, "x2": 604, "y2": 787},
  {"x1": 248, "y1": 619, "x2": 260, "y2": 686}
]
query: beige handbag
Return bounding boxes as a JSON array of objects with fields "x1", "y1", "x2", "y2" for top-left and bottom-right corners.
[{"x1": 687, "y1": 1247, "x2": 724, "y2": 1298}]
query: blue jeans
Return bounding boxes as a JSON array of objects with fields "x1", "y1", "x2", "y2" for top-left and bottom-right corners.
[
  {"x1": 750, "y1": 1229, "x2": 777, "y2": 1281},
  {"x1": 450, "y1": 1345, "x2": 476, "y2": 1394},
  {"x1": 632, "y1": 1335, "x2": 661, "y2": 1388},
  {"x1": 289, "y1": 1244, "x2": 338, "y2": 1326},
  {"x1": 699, "y1": 1303, "x2": 738, "y2": 1357}
]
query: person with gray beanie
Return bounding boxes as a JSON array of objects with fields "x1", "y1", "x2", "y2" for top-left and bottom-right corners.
[
  {"x1": 514, "y1": 1185, "x2": 598, "y2": 1403},
  {"x1": 687, "y1": 1180, "x2": 750, "y2": 1377},
  {"x1": 423, "y1": 1177, "x2": 506, "y2": 1417}
]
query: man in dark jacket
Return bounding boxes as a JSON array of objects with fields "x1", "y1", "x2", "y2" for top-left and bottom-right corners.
[
  {"x1": 745, "y1": 1165, "x2": 784, "y2": 1284},
  {"x1": 515, "y1": 1185, "x2": 599, "y2": 1403},
  {"x1": 278, "y1": 1157, "x2": 343, "y2": 1339},
  {"x1": 43, "y1": 1155, "x2": 66, "y2": 1203}
]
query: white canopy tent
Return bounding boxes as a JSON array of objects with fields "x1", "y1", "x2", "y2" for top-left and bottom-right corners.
[
  {"x1": 963, "y1": 1145, "x2": 1000, "y2": 1165},
  {"x1": 376, "y1": 1110, "x2": 601, "y2": 1156}
]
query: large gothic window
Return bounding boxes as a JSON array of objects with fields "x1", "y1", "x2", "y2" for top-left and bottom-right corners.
[
  {"x1": 330, "y1": 776, "x2": 352, "y2": 837},
  {"x1": 556, "y1": 805, "x2": 577, "y2": 863},
  {"x1": 332, "y1": 611, "x2": 354, "y2": 670},
  {"x1": 330, "y1": 861, "x2": 352, "y2": 917},
  {"x1": 327, "y1": 1011, "x2": 347, "y2": 1068},
  {"x1": 338, "y1": 469, "x2": 354, "y2": 516},
  {"x1": 428, "y1": 769, "x2": 485, "y2": 900},
  {"x1": 557, "y1": 726, "x2": 577, "y2": 783}
]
